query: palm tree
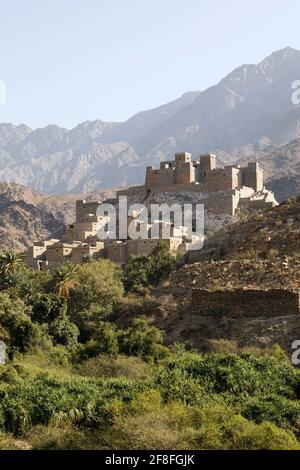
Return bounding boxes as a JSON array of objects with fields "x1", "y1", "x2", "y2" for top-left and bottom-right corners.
[
  {"x1": 2, "y1": 270, "x2": 23, "y2": 288},
  {"x1": 50, "y1": 262, "x2": 80, "y2": 299},
  {"x1": 0, "y1": 251, "x2": 23, "y2": 275}
]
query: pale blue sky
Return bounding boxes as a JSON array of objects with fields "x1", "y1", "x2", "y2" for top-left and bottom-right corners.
[{"x1": 0, "y1": 0, "x2": 299, "y2": 128}]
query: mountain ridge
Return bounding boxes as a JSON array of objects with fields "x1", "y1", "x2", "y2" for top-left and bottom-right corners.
[{"x1": 1, "y1": 47, "x2": 300, "y2": 194}]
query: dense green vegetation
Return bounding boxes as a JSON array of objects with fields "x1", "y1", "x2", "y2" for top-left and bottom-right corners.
[
  {"x1": 123, "y1": 241, "x2": 176, "y2": 293},
  {"x1": 0, "y1": 248, "x2": 300, "y2": 450}
]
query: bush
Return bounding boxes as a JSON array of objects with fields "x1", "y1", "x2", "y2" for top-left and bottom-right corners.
[
  {"x1": 123, "y1": 241, "x2": 176, "y2": 293},
  {"x1": 193, "y1": 411, "x2": 300, "y2": 450},
  {"x1": 70, "y1": 260, "x2": 124, "y2": 322},
  {"x1": 0, "y1": 375, "x2": 148, "y2": 435},
  {"x1": 28, "y1": 424, "x2": 97, "y2": 450},
  {"x1": 0, "y1": 367, "x2": 23, "y2": 385},
  {"x1": 48, "y1": 314, "x2": 79, "y2": 349},
  {"x1": 31, "y1": 294, "x2": 67, "y2": 324},
  {"x1": 0, "y1": 292, "x2": 51, "y2": 354},
  {"x1": 119, "y1": 318, "x2": 169, "y2": 361},
  {"x1": 75, "y1": 355, "x2": 153, "y2": 380},
  {"x1": 123, "y1": 256, "x2": 152, "y2": 294},
  {"x1": 156, "y1": 367, "x2": 206, "y2": 405},
  {"x1": 79, "y1": 322, "x2": 119, "y2": 359},
  {"x1": 242, "y1": 395, "x2": 300, "y2": 429},
  {"x1": 164, "y1": 352, "x2": 300, "y2": 399}
]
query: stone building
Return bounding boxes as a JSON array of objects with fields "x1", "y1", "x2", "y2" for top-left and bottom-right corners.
[
  {"x1": 118, "y1": 152, "x2": 276, "y2": 216},
  {"x1": 145, "y1": 153, "x2": 263, "y2": 193},
  {"x1": 26, "y1": 198, "x2": 187, "y2": 269},
  {"x1": 26, "y1": 151, "x2": 277, "y2": 269},
  {"x1": 26, "y1": 199, "x2": 107, "y2": 270}
]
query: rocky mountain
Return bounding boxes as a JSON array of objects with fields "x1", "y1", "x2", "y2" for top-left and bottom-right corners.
[
  {"x1": 237, "y1": 138, "x2": 300, "y2": 201},
  {"x1": 1, "y1": 47, "x2": 300, "y2": 195},
  {"x1": 0, "y1": 92, "x2": 200, "y2": 194}
]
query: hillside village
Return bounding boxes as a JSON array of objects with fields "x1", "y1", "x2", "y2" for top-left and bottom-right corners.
[
  {"x1": 23, "y1": 150, "x2": 300, "y2": 352},
  {"x1": 25, "y1": 152, "x2": 277, "y2": 269},
  {"x1": 3, "y1": 1, "x2": 300, "y2": 451}
]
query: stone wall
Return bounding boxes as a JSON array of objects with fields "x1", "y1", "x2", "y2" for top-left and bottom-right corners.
[
  {"x1": 146, "y1": 166, "x2": 175, "y2": 188},
  {"x1": 202, "y1": 167, "x2": 241, "y2": 192},
  {"x1": 104, "y1": 241, "x2": 127, "y2": 264},
  {"x1": 192, "y1": 288, "x2": 300, "y2": 317},
  {"x1": 126, "y1": 238, "x2": 159, "y2": 257},
  {"x1": 46, "y1": 244, "x2": 74, "y2": 262},
  {"x1": 117, "y1": 184, "x2": 247, "y2": 216},
  {"x1": 64, "y1": 221, "x2": 99, "y2": 242},
  {"x1": 175, "y1": 153, "x2": 195, "y2": 184},
  {"x1": 241, "y1": 163, "x2": 263, "y2": 192},
  {"x1": 198, "y1": 154, "x2": 216, "y2": 177},
  {"x1": 76, "y1": 200, "x2": 100, "y2": 222}
]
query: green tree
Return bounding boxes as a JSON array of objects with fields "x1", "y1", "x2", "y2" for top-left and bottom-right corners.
[
  {"x1": 80, "y1": 321, "x2": 119, "y2": 358},
  {"x1": 148, "y1": 241, "x2": 176, "y2": 286},
  {"x1": 49, "y1": 263, "x2": 80, "y2": 299},
  {"x1": 0, "y1": 292, "x2": 49, "y2": 353},
  {"x1": 122, "y1": 255, "x2": 152, "y2": 293},
  {"x1": 70, "y1": 260, "x2": 124, "y2": 317},
  {"x1": 123, "y1": 241, "x2": 176, "y2": 293},
  {"x1": 48, "y1": 314, "x2": 79, "y2": 348},
  {"x1": 19, "y1": 268, "x2": 51, "y2": 301},
  {"x1": 119, "y1": 317, "x2": 167, "y2": 361},
  {"x1": 0, "y1": 251, "x2": 24, "y2": 275},
  {"x1": 31, "y1": 293, "x2": 67, "y2": 324}
]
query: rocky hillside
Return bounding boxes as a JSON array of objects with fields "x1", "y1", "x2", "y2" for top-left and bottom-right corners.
[
  {"x1": 123, "y1": 197, "x2": 300, "y2": 351},
  {"x1": 0, "y1": 183, "x2": 115, "y2": 252},
  {"x1": 185, "y1": 196, "x2": 300, "y2": 263},
  {"x1": 2, "y1": 48, "x2": 300, "y2": 194},
  {"x1": 238, "y1": 138, "x2": 300, "y2": 201},
  {"x1": 149, "y1": 256, "x2": 300, "y2": 348}
]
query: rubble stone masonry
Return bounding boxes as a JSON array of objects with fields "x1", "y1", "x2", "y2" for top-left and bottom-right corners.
[{"x1": 192, "y1": 288, "x2": 300, "y2": 317}]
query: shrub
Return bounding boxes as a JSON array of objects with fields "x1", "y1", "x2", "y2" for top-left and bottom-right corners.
[
  {"x1": 206, "y1": 339, "x2": 239, "y2": 354},
  {"x1": 75, "y1": 355, "x2": 153, "y2": 380},
  {"x1": 0, "y1": 376, "x2": 148, "y2": 435},
  {"x1": 162, "y1": 351, "x2": 300, "y2": 399},
  {"x1": 242, "y1": 395, "x2": 300, "y2": 429},
  {"x1": 119, "y1": 318, "x2": 168, "y2": 361},
  {"x1": 0, "y1": 367, "x2": 22, "y2": 385},
  {"x1": 193, "y1": 411, "x2": 300, "y2": 450},
  {"x1": 31, "y1": 294, "x2": 67, "y2": 324},
  {"x1": 123, "y1": 241, "x2": 176, "y2": 293},
  {"x1": 122, "y1": 256, "x2": 152, "y2": 294},
  {"x1": 79, "y1": 322, "x2": 119, "y2": 359},
  {"x1": 102, "y1": 406, "x2": 191, "y2": 450},
  {"x1": 156, "y1": 367, "x2": 206, "y2": 405},
  {"x1": 147, "y1": 241, "x2": 176, "y2": 286},
  {"x1": 70, "y1": 260, "x2": 124, "y2": 318},
  {"x1": 48, "y1": 315, "x2": 79, "y2": 349},
  {"x1": 0, "y1": 292, "x2": 51, "y2": 354},
  {"x1": 28, "y1": 424, "x2": 97, "y2": 450},
  {"x1": 220, "y1": 415, "x2": 300, "y2": 450}
]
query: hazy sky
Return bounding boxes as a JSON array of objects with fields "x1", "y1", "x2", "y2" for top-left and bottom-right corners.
[{"x1": 0, "y1": 0, "x2": 300, "y2": 128}]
